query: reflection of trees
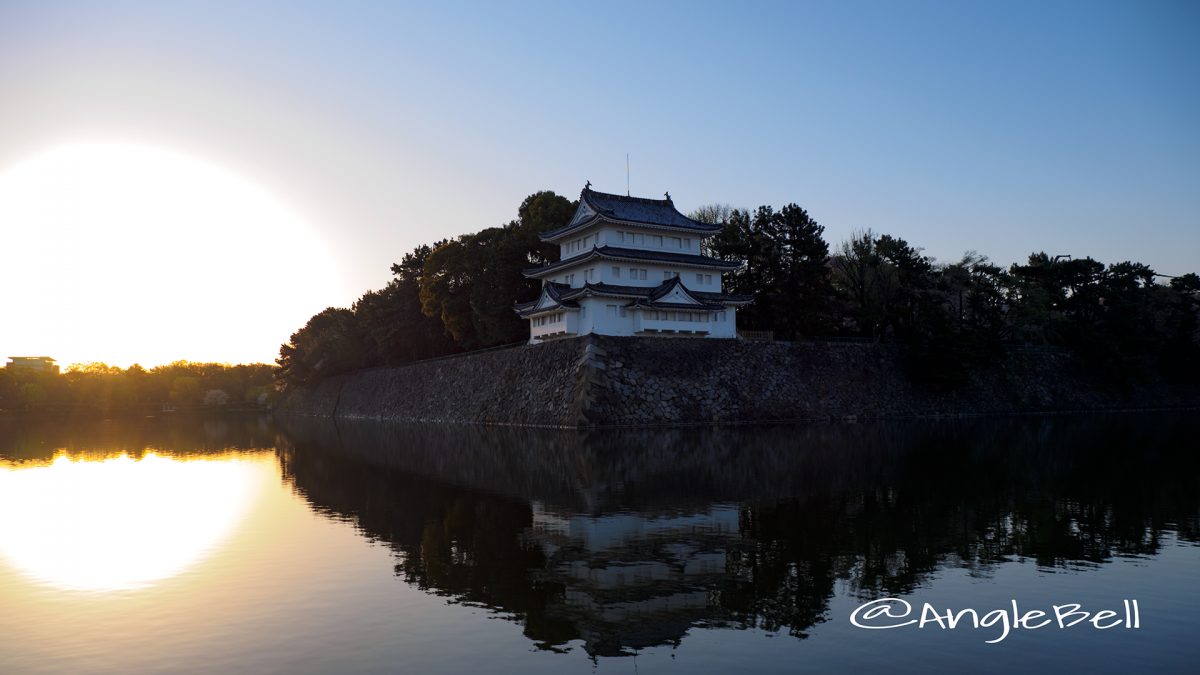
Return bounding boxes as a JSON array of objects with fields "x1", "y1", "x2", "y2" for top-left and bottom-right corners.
[
  {"x1": 276, "y1": 413, "x2": 1199, "y2": 657},
  {"x1": 0, "y1": 413, "x2": 278, "y2": 462},
  {"x1": 277, "y1": 437, "x2": 577, "y2": 650}
]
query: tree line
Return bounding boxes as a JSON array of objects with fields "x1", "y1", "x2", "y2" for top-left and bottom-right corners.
[
  {"x1": 0, "y1": 361, "x2": 276, "y2": 412},
  {"x1": 276, "y1": 190, "x2": 1200, "y2": 388},
  {"x1": 276, "y1": 191, "x2": 575, "y2": 385},
  {"x1": 700, "y1": 204, "x2": 1200, "y2": 385}
]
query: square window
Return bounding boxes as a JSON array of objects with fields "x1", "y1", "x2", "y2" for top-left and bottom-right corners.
[
  {"x1": 639, "y1": 269, "x2": 647, "y2": 280},
  {"x1": 612, "y1": 267, "x2": 620, "y2": 278},
  {"x1": 696, "y1": 273, "x2": 703, "y2": 284},
  {"x1": 652, "y1": 235, "x2": 663, "y2": 246}
]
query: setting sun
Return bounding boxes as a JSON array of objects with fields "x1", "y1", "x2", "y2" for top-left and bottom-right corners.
[{"x1": 0, "y1": 141, "x2": 348, "y2": 367}]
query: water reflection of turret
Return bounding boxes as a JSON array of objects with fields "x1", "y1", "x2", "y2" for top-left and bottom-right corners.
[
  {"x1": 528, "y1": 503, "x2": 743, "y2": 656},
  {"x1": 275, "y1": 412, "x2": 1200, "y2": 657}
]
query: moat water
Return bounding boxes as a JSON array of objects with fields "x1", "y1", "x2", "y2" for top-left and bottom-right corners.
[{"x1": 0, "y1": 412, "x2": 1197, "y2": 673}]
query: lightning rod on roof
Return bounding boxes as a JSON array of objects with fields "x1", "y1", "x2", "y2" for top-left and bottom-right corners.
[{"x1": 626, "y1": 153, "x2": 630, "y2": 196}]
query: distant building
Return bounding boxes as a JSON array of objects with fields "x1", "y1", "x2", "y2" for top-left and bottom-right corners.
[
  {"x1": 5, "y1": 356, "x2": 60, "y2": 374},
  {"x1": 515, "y1": 185, "x2": 752, "y2": 343}
]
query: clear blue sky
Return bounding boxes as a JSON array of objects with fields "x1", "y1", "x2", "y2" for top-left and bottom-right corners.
[{"x1": 2, "y1": 0, "x2": 1198, "y2": 357}]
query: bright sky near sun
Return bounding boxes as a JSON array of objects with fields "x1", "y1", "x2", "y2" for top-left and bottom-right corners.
[{"x1": 1, "y1": 1, "x2": 1197, "y2": 366}]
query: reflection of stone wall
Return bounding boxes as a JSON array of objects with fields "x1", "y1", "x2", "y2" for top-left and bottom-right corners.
[
  {"x1": 276, "y1": 335, "x2": 1200, "y2": 427},
  {"x1": 274, "y1": 416, "x2": 918, "y2": 513}
]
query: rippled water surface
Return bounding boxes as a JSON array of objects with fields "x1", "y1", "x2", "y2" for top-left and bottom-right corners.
[{"x1": 1, "y1": 413, "x2": 1197, "y2": 673}]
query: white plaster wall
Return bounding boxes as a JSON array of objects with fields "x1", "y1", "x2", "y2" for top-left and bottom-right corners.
[
  {"x1": 566, "y1": 302, "x2": 738, "y2": 339},
  {"x1": 576, "y1": 297, "x2": 597, "y2": 335},
  {"x1": 588, "y1": 299, "x2": 636, "y2": 337},
  {"x1": 552, "y1": 261, "x2": 726, "y2": 291},
  {"x1": 556, "y1": 224, "x2": 711, "y2": 265},
  {"x1": 605, "y1": 226, "x2": 702, "y2": 254},
  {"x1": 558, "y1": 228, "x2": 602, "y2": 260},
  {"x1": 711, "y1": 309, "x2": 738, "y2": 338},
  {"x1": 630, "y1": 306, "x2": 738, "y2": 338},
  {"x1": 527, "y1": 309, "x2": 579, "y2": 343}
]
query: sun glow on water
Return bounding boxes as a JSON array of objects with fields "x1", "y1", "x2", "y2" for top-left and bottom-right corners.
[{"x1": 0, "y1": 452, "x2": 271, "y2": 591}]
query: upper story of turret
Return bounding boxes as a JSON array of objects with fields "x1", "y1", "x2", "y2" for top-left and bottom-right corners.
[{"x1": 541, "y1": 185, "x2": 722, "y2": 261}]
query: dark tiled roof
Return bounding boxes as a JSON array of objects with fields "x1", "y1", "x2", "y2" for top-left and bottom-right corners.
[
  {"x1": 630, "y1": 299, "x2": 728, "y2": 311},
  {"x1": 559, "y1": 282, "x2": 655, "y2": 299},
  {"x1": 514, "y1": 299, "x2": 579, "y2": 318},
  {"x1": 693, "y1": 290, "x2": 754, "y2": 305},
  {"x1": 647, "y1": 276, "x2": 687, "y2": 301},
  {"x1": 524, "y1": 246, "x2": 741, "y2": 277},
  {"x1": 517, "y1": 277, "x2": 752, "y2": 317},
  {"x1": 512, "y1": 282, "x2": 579, "y2": 316},
  {"x1": 540, "y1": 186, "x2": 721, "y2": 241},
  {"x1": 554, "y1": 278, "x2": 753, "y2": 306}
]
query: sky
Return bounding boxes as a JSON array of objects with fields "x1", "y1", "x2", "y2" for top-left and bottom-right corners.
[{"x1": 1, "y1": 0, "x2": 1197, "y2": 366}]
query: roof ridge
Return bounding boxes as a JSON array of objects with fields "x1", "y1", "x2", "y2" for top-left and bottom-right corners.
[{"x1": 584, "y1": 187, "x2": 671, "y2": 206}]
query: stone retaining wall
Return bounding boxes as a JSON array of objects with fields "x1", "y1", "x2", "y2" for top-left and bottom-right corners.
[
  {"x1": 276, "y1": 338, "x2": 586, "y2": 426},
  {"x1": 274, "y1": 336, "x2": 1199, "y2": 427}
]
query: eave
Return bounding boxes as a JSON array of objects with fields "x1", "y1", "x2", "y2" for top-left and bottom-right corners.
[
  {"x1": 523, "y1": 246, "x2": 743, "y2": 279},
  {"x1": 539, "y1": 213, "x2": 721, "y2": 243}
]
